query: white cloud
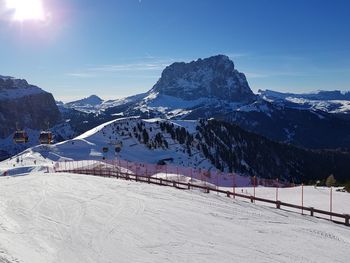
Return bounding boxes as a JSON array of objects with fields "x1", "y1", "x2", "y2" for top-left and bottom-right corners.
[{"x1": 66, "y1": 57, "x2": 177, "y2": 78}]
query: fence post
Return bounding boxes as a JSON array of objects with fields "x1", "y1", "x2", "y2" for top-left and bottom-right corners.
[
  {"x1": 146, "y1": 167, "x2": 149, "y2": 183},
  {"x1": 250, "y1": 196, "x2": 254, "y2": 203},
  {"x1": 206, "y1": 187, "x2": 210, "y2": 194},
  {"x1": 177, "y1": 167, "x2": 179, "y2": 184},
  {"x1": 301, "y1": 183, "x2": 304, "y2": 215},
  {"x1": 190, "y1": 168, "x2": 193, "y2": 189},
  {"x1": 310, "y1": 207, "x2": 314, "y2": 217},
  {"x1": 216, "y1": 171, "x2": 219, "y2": 195},
  {"x1": 226, "y1": 191, "x2": 230, "y2": 198},
  {"x1": 188, "y1": 182, "x2": 190, "y2": 190},
  {"x1": 165, "y1": 165, "x2": 168, "y2": 181},
  {"x1": 276, "y1": 201, "x2": 281, "y2": 209},
  {"x1": 345, "y1": 214, "x2": 350, "y2": 226},
  {"x1": 232, "y1": 173, "x2": 235, "y2": 199},
  {"x1": 330, "y1": 186, "x2": 333, "y2": 221},
  {"x1": 253, "y1": 176, "x2": 256, "y2": 203}
]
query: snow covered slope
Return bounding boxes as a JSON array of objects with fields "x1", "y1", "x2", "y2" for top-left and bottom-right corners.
[
  {"x1": 0, "y1": 172, "x2": 348, "y2": 263},
  {"x1": 2, "y1": 117, "x2": 350, "y2": 183},
  {"x1": 0, "y1": 118, "x2": 212, "y2": 171},
  {"x1": 259, "y1": 89, "x2": 350, "y2": 114}
]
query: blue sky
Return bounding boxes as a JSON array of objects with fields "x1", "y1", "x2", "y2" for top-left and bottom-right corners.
[{"x1": 0, "y1": 0, "x2": 350, "y2": 101}]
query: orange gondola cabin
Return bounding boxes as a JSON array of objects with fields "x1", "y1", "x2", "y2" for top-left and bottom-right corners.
[
  {"x1": 39, "y1": 131, "x2": 53, "y2": 144},
  {"x1": 13, "y1": 130, "x2": 29, "y2": 144}
]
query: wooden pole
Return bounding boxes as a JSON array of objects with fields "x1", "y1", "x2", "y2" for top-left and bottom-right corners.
[
  {"x1": 190, "y1": 168, "x2": 193, "y2": 189},
  {"x1": 330, "y1": 186, "x2": 333, "y2": 220},
  {"x1": 177, "y1": 167, "x2": 179, "y2": 183},
  {"x1": 253, "y1": 176, "x2": 256, "y2": 203},
  {"x1": 217, "y1": 171, "x2": 219, "y2": 195},
  {"x1": 302, "y1": 183, "x2": 304, "y2": 215},
  {"x1": 233, "y1": 173, "x2": 235, "y2": 199},
  {"x1": 166, "y1": 165, "x2": 168, "y2": 181}
]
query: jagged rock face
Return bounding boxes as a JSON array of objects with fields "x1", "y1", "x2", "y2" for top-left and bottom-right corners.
[
  {"x1": 0, "y1": 77, "x2": 61, "y2": 138},
  {"x1": 151, "y1": 55, "x2": 255, "y2": 101}
]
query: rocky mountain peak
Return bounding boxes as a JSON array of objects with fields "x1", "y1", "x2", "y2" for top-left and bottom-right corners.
[
  {"x1": 151, "y1": 54, "x2": 255, "y2": 102},
  {"x1": 0, "y1": 77, "x2": 30, "y2": 90},
  {"x1": 0, "y1": 75, "x2": 61, "y2": 138}
]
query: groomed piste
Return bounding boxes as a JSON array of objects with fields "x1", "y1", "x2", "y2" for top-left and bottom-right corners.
[{"x1": 0, "y1": 172, "x2": 349, "y2": 263}]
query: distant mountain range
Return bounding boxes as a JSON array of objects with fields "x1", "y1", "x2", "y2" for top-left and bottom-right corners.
[
  {"x1": 259, "y1": 89, "x2": 350, "y2": 114},
  {"x1": 59, "y1": 55, "x2": 350, "y2": 150},
  {"x1": 2, "y1": 54, "x2": 350, "y2": 165}
]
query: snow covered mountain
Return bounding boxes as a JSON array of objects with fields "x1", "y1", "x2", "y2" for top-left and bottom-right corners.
[
  {"x1": 151, "y1": 55, "x2": 255, "y2": 101},
  {"x1": 0, "y1": 76, "x2": 62, "y2": 138},
  {"x1": 6, "y1": 117, "x2": 350, "y2": 183},
  {"x1": 260, "y1": 89, "x2": 350, "y2": 101},
  {"x1": 259, "y1": 89, "x2": 350, "y2": 114},
  {"x1": 62, "y1": 95, "x2": 104, "y2": 113},
  {"x1": 61, "y1": 55, "x2": 350, "y2": 150},
  {"x1": 0, "y1": 76, "x2": 76, "y2": 160}
]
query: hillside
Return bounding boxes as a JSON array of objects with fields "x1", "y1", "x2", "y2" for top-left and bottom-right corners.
[
  {"x1": 0, "y1": 172, "x2": 348, "y2": 263},
  {"x1": 3, "y1": 117, "x2": 350, "y2": 183}
]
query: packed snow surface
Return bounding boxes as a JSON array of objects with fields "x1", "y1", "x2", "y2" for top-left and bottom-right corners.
[
  {"x1": 223, "y1": 186, "x2": 350, "y2": 219},
  {"x1": 0, "y1": 172, "x2": 349, "y2": 263}
]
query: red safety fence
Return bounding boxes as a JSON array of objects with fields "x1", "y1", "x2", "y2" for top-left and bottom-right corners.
[
  {"x1": 54, "y1": 159, "x2": 296, "y2": 187},
  {"x1": 53, "y1": 159, "x2": 350, "y2": 226}
]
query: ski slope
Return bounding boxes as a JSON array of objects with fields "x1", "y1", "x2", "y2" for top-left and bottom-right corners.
[
  {"x1": 224, "y1": 186, "x2": 350, "y2": 219},
  {"x1": 0, "y1": 118, "x2": 213, "y2": 172},
  {"x1": 0, "y1": 172, "x2": 349, "y2": 263}
]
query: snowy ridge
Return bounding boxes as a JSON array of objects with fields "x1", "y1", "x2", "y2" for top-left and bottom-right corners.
[
  {"x1": 0, "y1": 118, "x2": 212, "y2": 172},
  {"x1": 60, "y1": 93, "x2": 148, "y2": 114},
  {"x1": 259, "y1": 89, "x2": 350, "y2": 114},
  {"x1": 0, "y1": 76, "x2": 47, "y2": 100}
]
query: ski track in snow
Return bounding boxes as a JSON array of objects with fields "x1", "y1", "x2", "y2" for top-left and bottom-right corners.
[{"x1": 0, "y1": 173, "x2": 349, "y2": 263}]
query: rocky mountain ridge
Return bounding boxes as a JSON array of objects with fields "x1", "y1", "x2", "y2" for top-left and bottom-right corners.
[{"x1": 61, "y1": 55, "x2": 350, "y2": 150}]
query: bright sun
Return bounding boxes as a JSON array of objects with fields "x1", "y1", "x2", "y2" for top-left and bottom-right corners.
[{"x1": 6, "y1": 0, "x2": 45, "y2": 21}]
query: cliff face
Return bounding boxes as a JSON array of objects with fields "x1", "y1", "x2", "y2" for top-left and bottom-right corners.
[
  {"x1": 0, "y1": 76, "x2": 61, "y2": 138},
  {"x1": 151, "y1": 55, "x2": 255, "y2": 102}
]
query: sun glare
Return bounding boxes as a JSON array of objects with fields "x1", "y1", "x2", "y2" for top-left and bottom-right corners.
[{"x1": 6, "y1": 0, "x2": 45, "y2": 21}]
